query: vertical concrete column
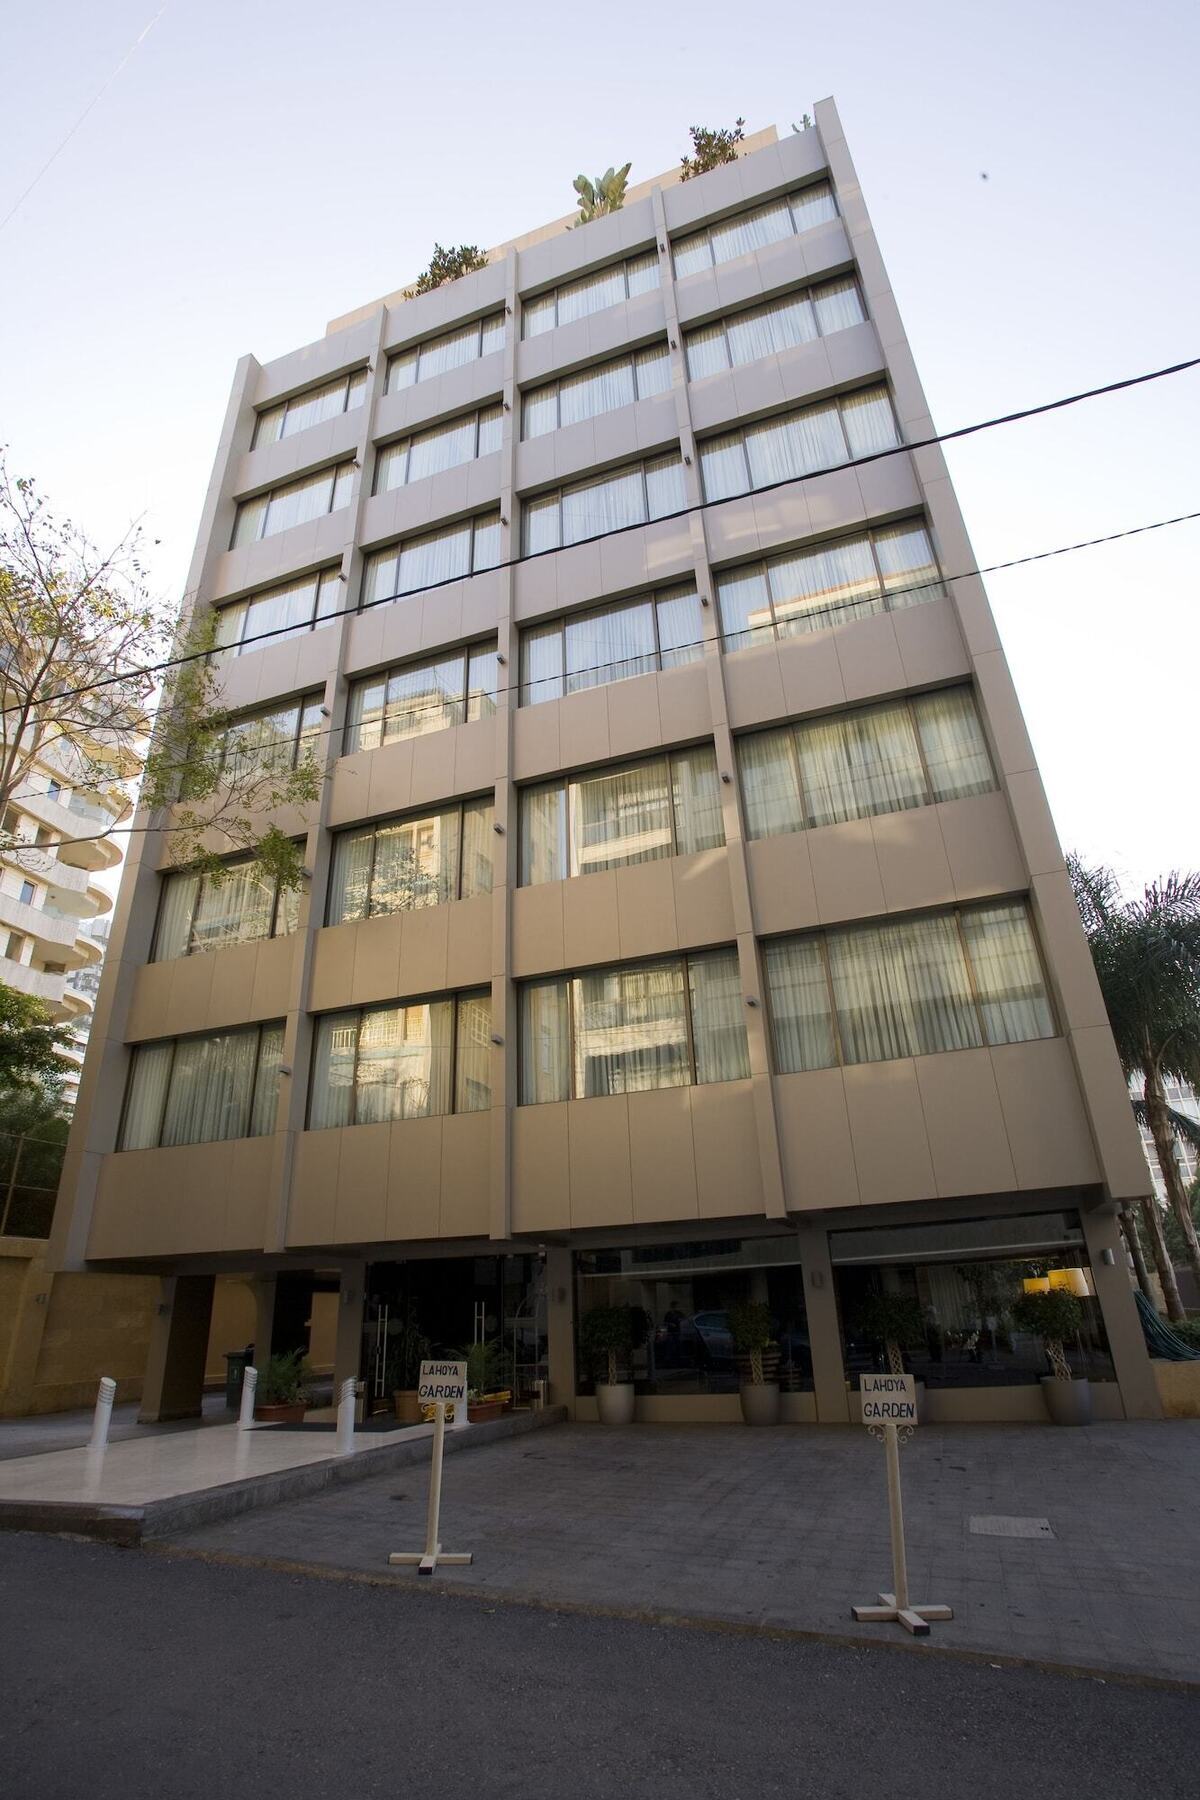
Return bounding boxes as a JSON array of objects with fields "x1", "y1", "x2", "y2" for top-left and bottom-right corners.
[
  {"x1": 1080, "y1": 1206, "x2": 1162, "y2": 1420},
  {"x1": 139, "y1": 1274, "x2": 215, "y2": 1422},
  {"x1": 490, "y1": 251, "x2": 520, "y2": 1242},
  {"x1": 333, "y1": 1262, "x2": 367, "y2": 1397},
  {"x1": 544, "y1": 1247, "x2": 576, "y2": 1417},
  {"x1": 799, "y1": 1224, "x2": 850, "y2": 1423}
]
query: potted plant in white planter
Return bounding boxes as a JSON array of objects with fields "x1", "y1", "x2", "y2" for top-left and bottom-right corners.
[
  {"x1": 729, "y1": 1301, "x2": 781, "y2": 1426},
  {"x1": 579, "y1": 1304, "x2": 645, "y2": 1425},
  {"x1": 1011, "y1": 1288, "x2": 1092, "y2": 1425}
]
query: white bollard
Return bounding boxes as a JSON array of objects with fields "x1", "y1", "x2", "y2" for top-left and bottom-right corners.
[
  {"x1": 238, "y1": 1365, "x2": 258, "y2": 1430},
  {"x1": 336, "y1": 1376, "x2": 357, "y2": 1455},
  {"x1": 89, "y1": 1377, "x2": 117, "y2": 1453}
]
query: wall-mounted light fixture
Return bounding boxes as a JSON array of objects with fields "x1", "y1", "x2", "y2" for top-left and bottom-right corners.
[
  {"x1": 492, "y1": 822, "x2": 505, "y2": 835},
  {"x1": 496, "y1": 653, "x2": 507, "y2": 666},
  {"x1": 670, "y1": 337, "x2": 678, "y2": 349},
  {"x1": 720, "y1": 772, "x2": 732, "y2": 784},
  {"x1": 745, "y1": 996, "x2": 759, "y2": 1008},
  {"x1": 319, "y1": 704, "x2": 332, "y2": 718},
  {"x1": 683, "y1": 453, "x2": 693, "y2": 465},
  {"x1": 699, "y1": 594, "x2": 710, "y2": 607},
  {"x1": 279, "y1": 1063, "x2": 294, "y2": 1077},
  {"x1": 500, "y1": 515, "x2": 509, "y2": 526},
  {"x1": 490, "y1": 1033, "x2": 504, "y2": 1047}
]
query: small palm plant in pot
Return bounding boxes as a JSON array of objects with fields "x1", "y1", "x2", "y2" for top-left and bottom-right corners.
[
  {"x1": 254, "y1": 1350, "x2": 313, "y2": 1424},
  {"x1": 464, "y1": 1339, "x2": 512, "y2": 1422},
  {"x1": 579, "y1": 1304, "x2": 646, "y2": 1425},
  {"x1": 386, "y1": 1306, "x2": 430, "y2": 1423},
  {"x1": 729, "y1": 1300, "x2": 781, "y2": 1426},
  {"x1": 1011, "y1": 1288, "x2": 1092, "y2": 1424}
]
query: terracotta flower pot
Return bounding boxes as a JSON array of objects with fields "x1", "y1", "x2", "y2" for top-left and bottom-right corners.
[
  {"x1": 254, "y1": 1402, "x2": 306, "y2": 1424},
  {"x1": 467, "y1": 1399, "x2": 506, "y2": 1423}
]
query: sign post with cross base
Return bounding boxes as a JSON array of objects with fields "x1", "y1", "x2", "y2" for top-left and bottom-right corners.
[
  {"x1": 852, "y1": 1372, "x2": 952, "y2": 1638},
  {"x1": 388, "y1": 1361, "x2": 473, "y2": 1577}
]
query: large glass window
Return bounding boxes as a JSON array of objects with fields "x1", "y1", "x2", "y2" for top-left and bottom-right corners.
[
  {"x1": 672, "y1": 182, "x2": 839, "y2": 280},
  {"x1": 523, "y1": 452, "x2": 686, "y2": 555},
  {"x1": 522, "y1": 251, "x2": 660, "y2": 339},
  {"x1": 230, "y1": 463, "x2": 354, "y2": 549},
  {"x1": 374, "y1": 406, "x2": 503, "y2": 492},
  {"x1": 520, "y1": 745, "x2": 723, "y2": 885},
  {"x1": 118, "y1": 1023, "x2": 284, "y2": 1150},
  {"x1": 361, "y1": 511, "x2": 501, "y2": 608},
  {"x1": 328, "y1": 799, "x2": 493, "y2": 922},
  {"x1": 737, "y1": 689, "x2": 994, "y2": 840},
  {"x1": 201, "y1": 695, "x2": 323, "y2": 790},
  {"x1": 699, "y1": 384, "x2": 898, "y2": 506},
  {"x1": 386, "y1": 315, "x2": 505, "y2": 391},
  {"x1": 153, "y1": 861, "x2": 299, "y2": 961},
  {"x1": 763, "y1": 902, "x2": 1056, "y2": 1075},
  {"x1": 308, "y1": 990, "x2": 490, "y2": 1128},
  {"x1": 519, "y1": 948, "x2": 749, "y2": 1103},
  {"x1": 344, "y1": 644, "x2": 498, "y2": 753},
  {"x1": 213, "y1": 568, "x2": 343, "y2": 659},
  {"x1": 685, "y1": 277, "x2": 866, "y2": 381},
  {"x1": 252, "y1": 369, "x2": 367, "y2": 448},
  {"x1": 523, "y1": 344, "x2": 672, "y2": 439},
  {"x1": 520, "y1": 586, "x2": 704, "y2": 706},
  {"x1": 716, "y1": 520, "x2": 944, "y2": 651}
]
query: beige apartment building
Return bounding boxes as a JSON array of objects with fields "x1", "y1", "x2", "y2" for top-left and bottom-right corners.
[{"x1": 51, "y1": 101, "x2": 1161, "y2": 1426}]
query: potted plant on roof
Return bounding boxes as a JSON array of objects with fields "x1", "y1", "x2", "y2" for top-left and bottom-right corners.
[
  {"x1": 729, "y1": 1300, "x2": 781, "y2": 1426},
  {"x1": 852, "y1": 1292, "x2": 927, "y2": 1419},
  {"x1": 253, "y1": 1350, "x2": 313, "y2": 1424},
  {"x1": 387, "y1": 1306, "x2": 431, "y2": 1424},
  {"x1": 1011, "y1": 1288, "x2": 1092, "y2": 1425},
  {"x1": 579, "y1": 1303, "x2": 647, "y2": 1425}
]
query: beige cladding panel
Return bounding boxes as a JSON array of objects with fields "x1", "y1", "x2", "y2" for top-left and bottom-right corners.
[{"x1": 511, "y1": 1104, "x2": 571, "y2": 1234}]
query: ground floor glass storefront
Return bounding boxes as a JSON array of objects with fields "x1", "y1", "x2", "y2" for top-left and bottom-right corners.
[{"x1": 361, "y1": 1254, "x2": 546, "y2": 1414}]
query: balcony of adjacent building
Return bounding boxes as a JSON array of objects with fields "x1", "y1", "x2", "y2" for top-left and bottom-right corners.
[{"x1": 15, "y1": 785, "x2": 130, "y2": 873}]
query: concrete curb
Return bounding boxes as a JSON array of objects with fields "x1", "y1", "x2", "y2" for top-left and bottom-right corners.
[{"x1": 0, "y1": 1406, "x2": 567, "y2": 1545}]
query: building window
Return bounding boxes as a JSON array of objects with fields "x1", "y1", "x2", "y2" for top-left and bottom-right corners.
[
  {"x1": 328, "y1": 800, "x2": 494, "y2": 923},
  {"x1": 46, "y1": 781, "x2": 62, "y2": 802},
  {"x1": 672, "y1": 182, "x2": 839, "y2": 279},
  {"x1": 717, "y1": 519, "x2": 944, "y2": 650},
  {"x1": 522, "y1": 344, "x2": 672, "y2": 439},
  {"x1": 309, "y1": 990, "x2": 491, "y2": 1128},
  {"x1": 3, "y1": 931, "x2": 28, "y2": 962},
  {"x1": 386, "y1": 315, "x2": 506, "y2": 392},
  {"x1": 2, "y1": 806, "x2": 21, "y2": 837},
  {"x1": 18, "y1": 880, "x2": 36, "y2": 906},
  {"x1": 520, "y1": 745, "x2": 724, "y2": 885},
  {"x1": 231, "y1": 463, "x2": 354, "y2": 550},
  {"x1": 685, "y1": 277, "x2": 867, "y2": 381},
  {"x1": 118, "y1": 1022, "x2": 284, "y2": 1150},
  {"x1": 375, "y1": 405, "x2": 503, "y2": 492},
  {"x1": 522, "y1": 251, "x2": 660, "y2": 340},
  {"x1": 763, "y1": 902, "x2": 1055, "y2": 1075},
  {"x1": 700, "y1": 384, "x2": 898, "y2": 508},
  {"x1": 152, "y1": 861, "x2": 300, "y2": 961},
  {"x1": 360, "y1": 511, "x2": 501, "y2": 609},
  {"x1": 344, "y1": 644, "x2": 498, "y2": 753},
  {"x1": 213, "y1": 568, "x2": 343, "y2": 658},
  {"x1": 199, "y1": 695, "x2": 323, "y2": 790},
  {"x1": 737, "y1": 688, "x2": 995, "y2": 839},
  {"x1": 520, "y1": 587, "x2": 703, "y2": 706},
  {"x1": 519, "y1": 948, "x2": 749, "y2": 1103},
  {"x1": 252, "y1": 369, "x2": 367, "y2": 449},
  {"x1": 523, "y1": 452, "x2": 686, "y2": 555}
]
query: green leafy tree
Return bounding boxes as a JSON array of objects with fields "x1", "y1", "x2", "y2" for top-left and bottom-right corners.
[
  {"x1": 0, "y1": 985, "x2": 75, "y2": 1099},
  {"x1": 1069, "y1": 855, "x2": 1200, "y2": 1319},
  {"x1": 0, "y1": 1078, "x2": 69, "y2": 1236},
  {"x1": 680, "y1": 119, "x2": 745, "y2": 181},
  {"x1": 728, "y1": 1299, "x2": 776, "y2": 1384},
  {"x1": 1011, "y1": 1289, "x2": 1083, "y2": 1380},
  {"x1": 578, "y1": 1303, "x2": 647, "y2": 1386},
  {"x1": 570, "y1": 164, "x2": 631, "y2": 228},
  {"x1": 404, "y1": 243, "x2": 489, "y2": 298},
  {"x1": 852, "y1": 1291, "x2": 925, "y2": 1376}
]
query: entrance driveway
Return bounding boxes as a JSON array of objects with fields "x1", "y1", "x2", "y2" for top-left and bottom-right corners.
[{"x1": 166, "y1": 1419, "x2": 1200, "y2": 1685}]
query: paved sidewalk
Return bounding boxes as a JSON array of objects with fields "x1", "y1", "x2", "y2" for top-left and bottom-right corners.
[
  {"x1": 0, "y1": 1392, "x2": 230, "y2": 1461},
  {"x1": 169, "y1": 1419, "x2": 1200, "y2": 1684}
]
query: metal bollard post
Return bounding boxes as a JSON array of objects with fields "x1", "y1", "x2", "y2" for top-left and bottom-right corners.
[
  {"x1": 336, "y1": 1376, "x2": 357, "y2": 1455},
  {"x1": 238, "y1": 1365, "x2": 258, "y2": 1430},
  {"x1": 89, "y1": 1377, "x2": 117, "y2": 1453}
]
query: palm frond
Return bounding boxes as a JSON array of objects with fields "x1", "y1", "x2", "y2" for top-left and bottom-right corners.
[{"x1": 1130, "y1": 1095, "x2": 1200, "y2": 1152}]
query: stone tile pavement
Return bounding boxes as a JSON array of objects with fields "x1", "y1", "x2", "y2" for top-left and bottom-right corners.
[{"x1": 165, "y1": 1419, "x2": 1200, "y2": 1684}]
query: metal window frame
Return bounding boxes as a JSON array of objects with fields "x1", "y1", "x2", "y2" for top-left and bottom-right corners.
[
  {"x1": 117, "y1": 1019, "x2": 281, "y2": 1152},
  {"x1": 311, "y1": 989, "x2": 484, "y2": 1129}
]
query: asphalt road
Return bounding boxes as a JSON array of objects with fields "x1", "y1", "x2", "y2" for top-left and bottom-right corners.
[{"x1": 0, "y1": 1535, "x2": 1194, "y2": 1800}]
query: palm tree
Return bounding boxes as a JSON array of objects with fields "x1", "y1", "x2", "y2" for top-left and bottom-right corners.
[{"x1": 1069, "y1": 857, "x2": 1200, "y2": 1321}]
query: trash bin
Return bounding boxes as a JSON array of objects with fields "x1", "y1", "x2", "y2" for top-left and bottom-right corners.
[{"x1": 224, "y1": 1350, "x2": 252, "y2": 1411}]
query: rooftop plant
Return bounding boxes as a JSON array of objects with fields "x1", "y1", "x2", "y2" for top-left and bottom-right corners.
[
  {"x1": 680, "y1": 120, "x2": 745, "y2": 181},
  {"x1": 570, "y1": 164, "x2": 631, "y2": 228},
  {"x1": 404, "y1": 243, "x2": 489, "y2": 298}
]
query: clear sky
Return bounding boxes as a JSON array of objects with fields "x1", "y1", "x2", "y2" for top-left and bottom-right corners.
[{"x1": 2, "y1": 0, "x2": 1197, "y2": 894}]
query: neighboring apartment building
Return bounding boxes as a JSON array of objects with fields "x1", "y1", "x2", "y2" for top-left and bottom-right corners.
[{"x1": 52, "y1": 102, "x2": 1162, "y2": 1425}]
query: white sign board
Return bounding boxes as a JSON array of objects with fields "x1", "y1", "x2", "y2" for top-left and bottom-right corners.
[
  {"x1": 860, "y1": 1372, "x2": 917, "y2": 1425},
  {"x1": 418, "y1": 1360, "x2": 467, "y2": 1405}
]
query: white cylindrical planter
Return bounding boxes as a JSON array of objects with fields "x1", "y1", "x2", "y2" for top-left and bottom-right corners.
[
  {"x1": 739, "y1": 1381, "x2": 781, "y2": 1426},
  {"x1": 238, "y1": 1366, "x2": 258, "y2": 1430},
  {"x1": 88, "y1": 1377, "x2": 117, "y2": 1452},
  {"x1": 595, "y1": 1382, "x2": 635, "y2": 1425}
]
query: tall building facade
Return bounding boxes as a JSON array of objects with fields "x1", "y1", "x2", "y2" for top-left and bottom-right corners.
[{"x1": 53, "y1": 104, "x2": 1161, "y2": 1424}]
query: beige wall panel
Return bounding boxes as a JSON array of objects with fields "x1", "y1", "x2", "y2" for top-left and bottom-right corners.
[
  {"x1": 972, "y1": 651, "x2": 1038, "y2": 776},
  {"x1": 396, "y1": 906, "x2": 449, "y2": 999},
  {"x1": 774, "y1": 1069, "x2": 860, "y2": 1211},
  {"x1": 334, "y1": 1123, "x2": 389, "y2": 1244},
  {"x1": 746, "y1": 834, "x2": 819, "y2": 937},
  {"x1": 511, "y1": 700, "x2": 562, "y2": 782},
  {"x1": 364, "y1": 739, "x2": 417, "y2": 820},
  {"x1": 223, "y1": 1137, "x2": 274, "y2": 1250},
  {"x1": 557, "y1": 687, "x2": 611, "y2": 771},
  {"x1": 747, "y1": 487, "x2": 812, "y2": 558},
  {"x1": 672, "y1": 848, "x2": 737, "y2": 947},
  {"x1": 511, "y1": 883, "x2": 566, "y2": 978},
  {"x1": 451, "y1": 719, "x2": 497, "y2": 800},
  {"x1": 842, "y1": 1060, "x2": 936, "y2": 1206},
  {"x1": 891, "y1": 597, "x2": 969, "y2": 689},
  {"x1": 605, "y1": 674, "x2": 665, "y2": 762},
  {"x1": 205, "y1": 941, "x2": 263, "y2": 1029},
  {"x1": 1004, "y1": 769, "x2": 1065, "y2": 878},
  {"x1": 445, "y1": 895, "x2": 493, "y2": 989},
  {"x1": 657, "y1": 660, "x2": 715, "y2": 745},
  {"x1": 249, "y1": 935, "x2": 298, "y2": 1021},
  {"x1": 913, "y1": 1049, "x2": 1017, "y2": 1198},
  {"x1": 87, "y1": 1154, "x2": 149, "y2": 1259},
  {"x1": 1068, "y1": 1025, "x2": 1153, "y2": 1201},
  {"x1": 1030, "y1": 870, "x2": 1111, "y2": 1034},
  {"x1": 808, "y1": 819, "x2": 885, "y2": 924},
  {"x1": 627, "y1": 1088, "x2": 698, "y2": 1224},
  {"x1": 798, "y1": 468, "x2": 866, "y2": 544},
  {"x1": 408, "y1": 730, "x2": 463, "y2": 811},
  {"x1": 833, "y1": 613, "x2": 905, "y2": 706},
  {"x1": 722, "y1": 644, "x2": 787, "y2": 732},
  {"x1": 287, "y1": 1130, "x2": 340, "y2": 1246},
  {"x1": 166, "y1": 952, "x2": 216, "y2": 1029},
  {"x1": 691, "y1": 1081, "x2": 765, "y2": 1217},
  {"x1": 145, "y1": 1142, "x2": 231, "y2": 1258},
  {"x1": 989, "y1": 1039, "x2": 1101, "y2": 1189},
  {"x1": 871, "y1": 808, "x2": 955, "y2": 915},
  {"x1": 562, "y1": 870, "x2": 621, "y2": 968},
  {"x1": 385, "y1": 1117, "x2": 442, "y2": 1241},
  {"x1": 309, "y1": 923, "x2": 357, "y2": 1013},
  {"x1": 775, "y1": 630, "x2": 847, "y2": 721},
  {"x1": 615, "y1": 860, "x2": 679, "y2": 961},
  {"x1": 510, "y1": 1104, "x2": 571, "y2": 1233},
  {"x1": 350, "y1": 915, "x2": 404, "y2": 1007},
  {"x1": 328, "y1": 749, "x2": 379, "y2": 828},
  {"x1": 567, "y1": 1096, "x2": 633, "y2": 1228},
  {"x1": 125, "y1": 962, "x2": 175, "y2": 1042},
  {"x1": 439, "y1": 1112, "x2": 491, "y2": 1236},
  {"x1": 937, "y1": 792, "x2": 1026, "y2": 902}
]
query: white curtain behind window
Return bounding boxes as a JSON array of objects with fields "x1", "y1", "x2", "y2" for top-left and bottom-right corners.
[
  {"x1": 813, "y1": 278, "x2": 865, "y2": 336},
  {"x1": 249, "y1": 1026, "x2": 284, "y2": 1137},
  {"x1": 562, "y1": 466, "x2": 645, "y2": 544},
  {"x1": 573, "y1": 960, "x2": 689, "y2": 1096},
  {"x1": 914, "y1": 690, "x2": 994, "y2": 801},
  {"x1": 154, "y1": 872, "x2": 200, "y2": 961},
  {"x1": 671, "y1": 745, "x2": 724, "y2": 853},
  {"x1": 520, "y1": 785, "x2": 567, "y2": 886},
  {"x1": 841, "y1": 388, "x2": 899, "y2": 459},
  {"x1": 672, "y1": 231, "x2": 713, "y2": 279},
  {"x1": 566, "y1": 600, "x2": 656, "y2": 691},
  {"x1": 560, "y1": 357, "x2": 636, "y2": 427},
  {"x1": 161, "y1": 1028, "x2": 258, "y2": 1147},
  {"x1": 798, "y1": 705, "x2": 926, "y2": 827},
  {"x1": 769, "y1": 536, "x2": 882, "y2": 636},
  {"x1": 700, "y1": 433, "x2": 750, "y2": 503},
  {"x1": 372, "y1": 811, "x2": 459, "y2": 912},
  {"x1": 828, "y1": 915, "x2": 982, "y2": 1063},
  {"x1": 524, "y1": 493, "x2": 562, "y2": 555},
  {"x1": 396, "y1": 520, "x2": 473, "y2": 595},
  {"x1": 727, "y1": 293, "x2": 817, "y2": 366},
  {"x1": 688, "y1": 948, "x2": 750, "y2": 1083},
  {"x1": 737, "y1": 730, "x2": 804, "y2": 840},
  {"x1": 520, "y1": 980, "x2": 570, "y2": 1102},
  {"x1": 386, "y1": 654, "x2": 465, "y2": 741},
  {"x1": 523, "y1": 385, "x2": 559, "y2": 439},
  {"x1": 189, "y1": 863, "x2": 274, "y2": 952},
  {"x1": 329, "y1": 829, "x2": 374, "y2": 924},
  {"x1": 634, "y1": 345, "x2": 672, "y2": 398},
  {"x1": 710, "y1": 198, "x2": 793, "y2": 265},
  {"x1": 645, "y1": 454, "x2": 686, "y2": 518},
  {"x1": 655, "y1": 588, "x2": 704, "y2": 669},
  {"x1": 961, "y1": 905, "x2": 1055, "y2": 1045},
  {"x1": 346, "y1": 677, "x2": 387, "y2": 753},
  {"x1": 571, "y1": 760, "x2": 673, "y2": 874},
  {"x1": 310, "y1": 1013, "x2": 357, "y2": 1129},
  {"x1": 685, "y1": 324, "x2": 729, "y2": 381},
  {"x1": 460, "y1": 799, "x2": 494, "y2": 898},
  {"x1": 716, "y1": 567, "x2": 774, "y2": 650},
  {"x1": 455, "y1": 991, "x2": 492, "y2": 1112},
  {"x1": 874, "y1": 523, "x2": 943, "y2": 609},
  {"x1": 119, "y1": 1043, "x2": 174, "y2": 1148},
  {"x1": 789, "y1": 182, "x2": 838, "y2": 233},
  {"x1": 520, "y1": 622, "x2": 564, "y2": 704},
  {"x1": 764, "y1": 938, "x2": 836, "y2": 1072},
  {"x1": 407, "y1": 414, "x2": 478, "y2": 482}
]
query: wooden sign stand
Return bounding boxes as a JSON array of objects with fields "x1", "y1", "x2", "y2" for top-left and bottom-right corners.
[
  {"x1": 389, "y1": 1361, "x2": 473, "y2": 1576},
  {"x1": 852, "y1": 1374, "x2": 952, "y2": 1637}
]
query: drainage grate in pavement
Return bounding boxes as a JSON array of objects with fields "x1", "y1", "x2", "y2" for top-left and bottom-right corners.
[{"x1": 969, "y1": 1515, "x2": 1055, "y2": 1539}]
